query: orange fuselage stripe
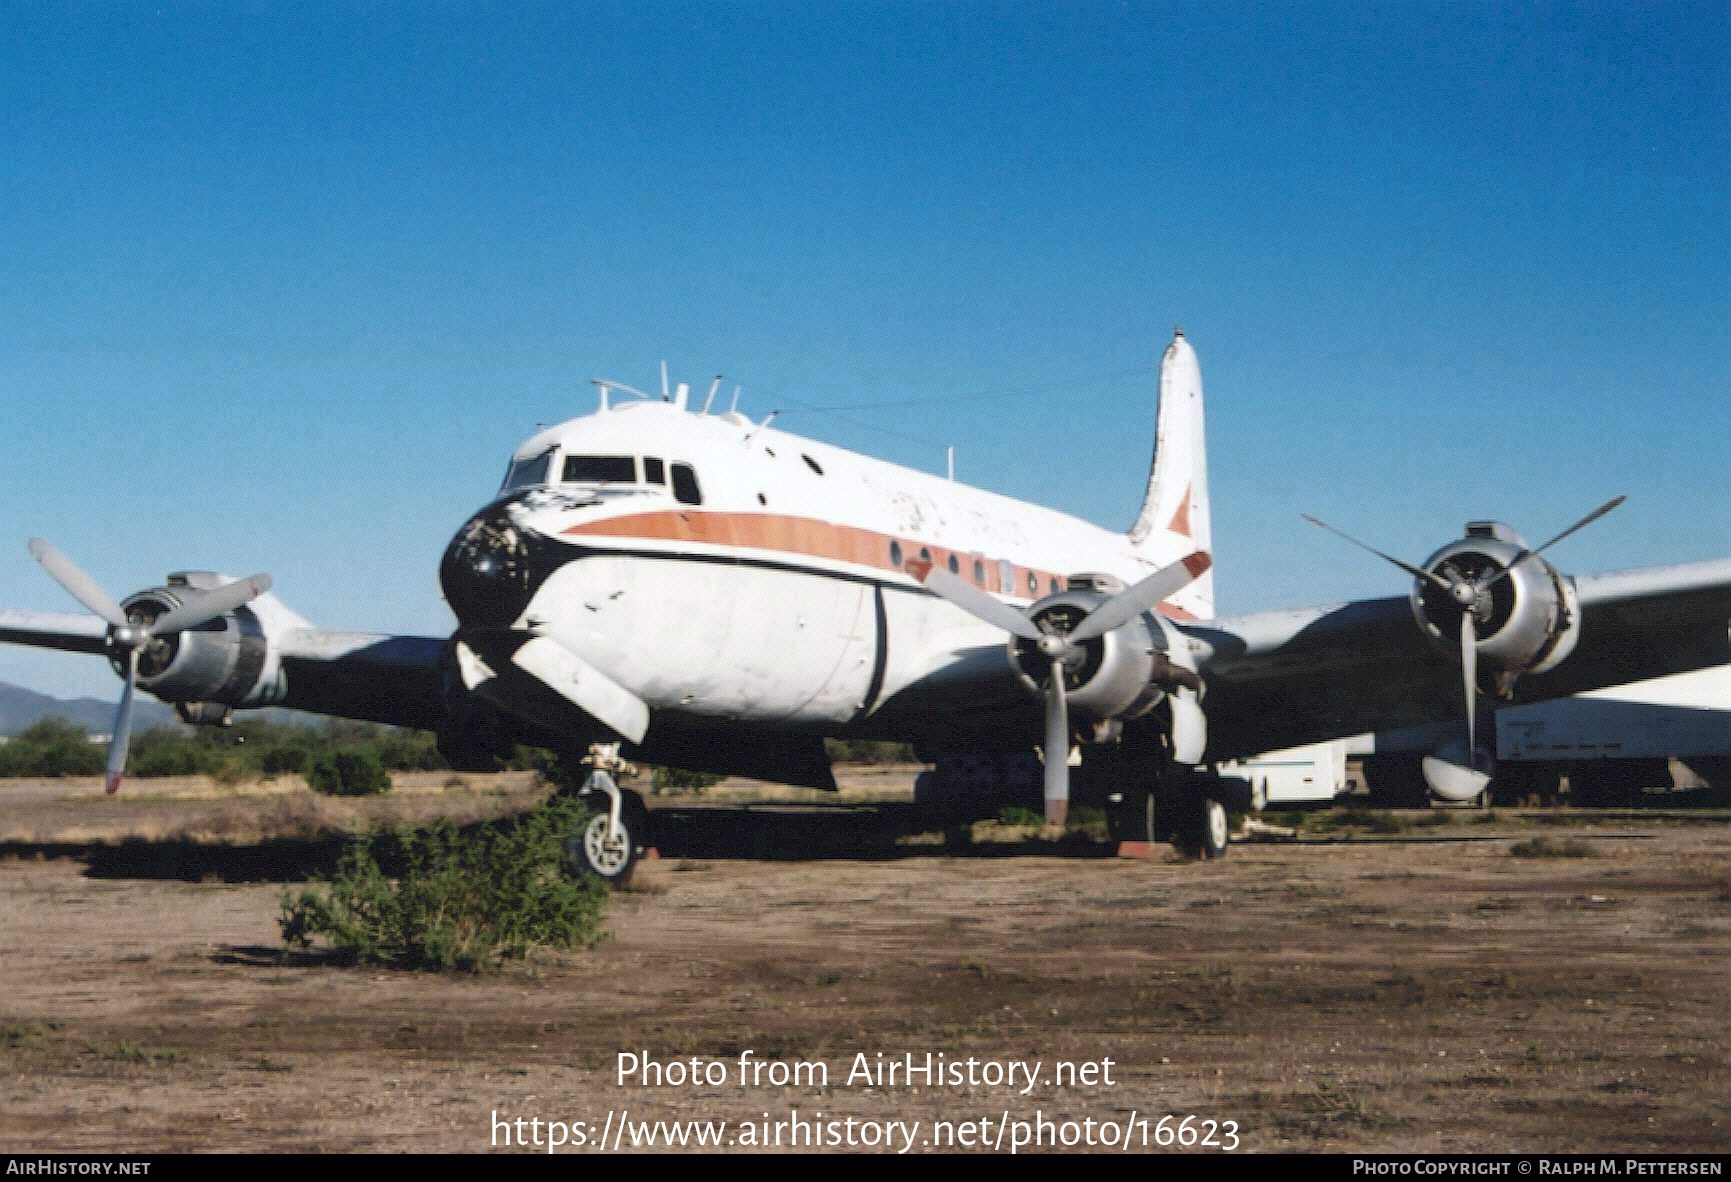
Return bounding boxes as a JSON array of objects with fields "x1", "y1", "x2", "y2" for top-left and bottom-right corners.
[{"x1": 561, "y1": 509, "x2": 1197, "y2": 621}]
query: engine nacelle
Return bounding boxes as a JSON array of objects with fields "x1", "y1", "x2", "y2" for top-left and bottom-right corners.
[
  {"x1": 1411, "y1": 522, "x2": 1582, "y2": 688},
  {"x1": 1007, "y1": 574, "x2": 1192, "y2": 724},
  {"x1": 115, "y1": 572, "x2": 288, "y2": 709}
]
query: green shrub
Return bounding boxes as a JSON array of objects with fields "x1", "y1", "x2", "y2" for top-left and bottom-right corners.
[
  {"x1": 279, "y1": 795, "x2": 609, "y2": 971},
  {"x1": 823, "y1": 738, "x2": 921, "y2": 764},
  {"x1": 1510, "y1": 836, "x2": 1595, "y2": 858},
  {"x1": 260, "y1": 744, "x2": 310, "y2": 776},
  {"x1": 307, "y1": 749, "x2": 393, "y2": 796},
  {"x1": 0, "y1": 718, "x2": 105, "y2": 777},
  {"x1": 650, "y1": 765, "x2": 724, "y2": 794}
]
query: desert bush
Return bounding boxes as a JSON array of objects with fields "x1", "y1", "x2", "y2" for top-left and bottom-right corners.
[
  {"x1": 260, "y1": 744, "x2": 311, "y2": 776},
  {"x1": 0, "y1": 716, "x2": 104, "y2": 782},
  {"x1": 307, "y1": 749, "x2": 393, "y2": 796},
  {"x1": 0, "y1": 718, "x2": 105, "y2": 777},
  {"x1": 1510, "y1": 836, "x2": 1596, "y2": 858},
  {"x1": 651, "y1": 765, "x2": 724, "y2": 794},
  {"x1": 278, "y1": 795, "x2": 609, "y2": 971},
  {"x1": 823, "y1": 738, "x2": 920, "y2": 764}
]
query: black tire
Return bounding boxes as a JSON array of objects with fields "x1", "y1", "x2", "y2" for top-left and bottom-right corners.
[
  {"x1": 1106, "y1": 791, "x2": 1156, "y2": 844},
  {"x1": 1176, "y1": 794, "x2": 1230, "y2": 860},
  {"x1": 567, "y1": 790, "x2": 649, "y2": 885}
]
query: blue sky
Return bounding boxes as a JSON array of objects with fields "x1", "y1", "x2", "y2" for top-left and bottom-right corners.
[{"x1": 3, "y1": 1, "x2": 1727, "y2": 700}]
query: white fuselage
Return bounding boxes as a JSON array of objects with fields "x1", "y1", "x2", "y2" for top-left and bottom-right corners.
[{"x1": 488, "y1": 398, "x2": 1202, "y2": 734}]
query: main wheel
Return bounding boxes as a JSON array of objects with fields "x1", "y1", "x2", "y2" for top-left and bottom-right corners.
[
  {"x1": 1177, "y1": 795, "x2": 1229, "y2": 860},
  {"x1": 1106, "y1": 790, "x2": 1156, "y2": 844},
  {"x1": 567, "y1": 790, "x2": 649, "y2": 885}
]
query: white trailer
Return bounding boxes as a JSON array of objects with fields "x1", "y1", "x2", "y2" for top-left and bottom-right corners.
[
  {"x1": 1355, "y1": 666, "x2": 1731, "y2": 805},
  {"x1": 1219, "y1": 740, "x2": 1350, "y2": 810}
]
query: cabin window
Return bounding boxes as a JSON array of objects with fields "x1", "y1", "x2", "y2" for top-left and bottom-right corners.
[
  {"x1": 672, "y1": 463, "x2": 703, "y2": 506},
  {"x1": 889, "y1": 541, "x2": 903, "y2": 567},
  {"x1": 502, "y1": 448, "x2": 555, "y2": 490},
  {"x1": 973, "y1": 558, "x2": 985, "y2": 585},
  {"x1": 562, "y1": 455, "x2": 636, "y2": 484},
  {"x1": 1049, "y1": 577, "x2": 1061, "y2": 594},
  {"x1": 1026, "y1": 571, "x2": 1038, "y2": 594},
  {"x1": 644, "y1": 457, "x2": 666, "y2": 485},
  {"x1": 947, "y1": 554, "x2": 959, "y2": 575}
]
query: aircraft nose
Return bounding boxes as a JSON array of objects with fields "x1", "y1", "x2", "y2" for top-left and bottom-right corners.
[{"x1": 439, "y1": 506, "x2": 540, "y2": 629}]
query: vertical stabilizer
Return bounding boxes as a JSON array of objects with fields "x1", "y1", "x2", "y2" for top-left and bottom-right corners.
[{"x1": 1128, "y1": 329, "x2": 1213, "y2": 619}]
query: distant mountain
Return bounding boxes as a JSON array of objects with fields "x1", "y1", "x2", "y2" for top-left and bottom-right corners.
[
  {"x1": 0, "y1": 681, "x2": 179, "y2": 736},
  {"x1": 0, "y1": 681, "x2": 338, "y2": 736}
]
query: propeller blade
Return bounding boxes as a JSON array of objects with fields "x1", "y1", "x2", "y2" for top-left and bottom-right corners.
[
  {"x1": 1042, "y1": 657, "x2": 1070, "y2": 827},
  {"x1": 1480, "y1": 495, "x2": 1627, "y2": 590},
  {"x1": 147, "y1": 574, "x2": 273, "y2": 636},
  {"x1": 1300, "y1": 515, "x2": 1455, "y2": 594},
  {"x1": 1069, "y1": 551, "x2": 1211, "y2": 643},
  {"x1": 1460, "y1": 609, "x2": 1478, "y2": 759},
  {"x1": 105, "y1": 649, "x2": 138, "y2": 795},
  {"x1": 920, "y1": 565, "x2": 1043, "y2": 640},
  {"x1": 27, "y1": 540, "x2": 128, "y2": 628}
]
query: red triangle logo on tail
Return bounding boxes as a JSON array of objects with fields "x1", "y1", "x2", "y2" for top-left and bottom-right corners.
[{"x1": 1167, "y1": 482, "x2": 1192, "y2": 538}]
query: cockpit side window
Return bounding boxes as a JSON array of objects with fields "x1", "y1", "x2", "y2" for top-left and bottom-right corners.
[
  {"x1": 644, "y1": 457, "x2": 666, "y2": 485},
  {"x1": 671, "y1": 463, "x2": 702, "y2": 506},
  {"x1": 502, "y1": 448, "x2": 555, "y2": 490},
  {"x1": 562, "y1": 455, "x2": 637, "y2": 484}
]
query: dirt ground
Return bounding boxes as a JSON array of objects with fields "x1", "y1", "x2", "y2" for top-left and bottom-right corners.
[{"x1": 0, "y1": 767, "x2": 1726, "y2": 1154}]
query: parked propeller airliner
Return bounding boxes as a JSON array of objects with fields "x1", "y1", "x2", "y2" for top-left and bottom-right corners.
[{"x1": 4, "y1": 331, "x2": 1729, "y2": 879}]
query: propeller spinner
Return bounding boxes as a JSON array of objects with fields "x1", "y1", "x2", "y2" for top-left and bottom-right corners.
[
  {"x1": 921, "y1": 551, "x2": 1211, "y2": 826},
  {"x1": 27, "y1": 540, "x2": 272, "y2": 794}
]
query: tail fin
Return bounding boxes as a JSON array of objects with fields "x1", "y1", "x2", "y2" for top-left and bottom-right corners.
[{"x1": 1127, "y1": 329, "x2": 1213, "y2": 619}]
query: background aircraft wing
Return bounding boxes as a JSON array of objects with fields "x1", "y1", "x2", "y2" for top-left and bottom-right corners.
[{"x1": 1187, "y1": 558, "x2": 1731, "y2": 761}]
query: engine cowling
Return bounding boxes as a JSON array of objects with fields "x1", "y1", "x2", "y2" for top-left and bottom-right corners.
[
  {"x1": 1006, "y1": 573, "x2": 1195, "y2": 725},
  {"x1": 1411, "y1": 521, "x2": 1581, "y2": 690},
  {"x1": 115, "y1": 572, "x2": 285, "y2": 711}
]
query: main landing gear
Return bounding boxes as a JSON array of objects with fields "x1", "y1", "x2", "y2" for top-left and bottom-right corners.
[
  {"x1": 1100, "y1": 767, "x2": 1231, "y2": 861},
  {"x1": 564, "y1": 743, "x2": 651, "y2": 885}
]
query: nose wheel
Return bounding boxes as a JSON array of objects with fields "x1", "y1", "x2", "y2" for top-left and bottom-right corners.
[
  {"x1": 573, "y1": 804, "x2": 644, "y2": 881},
  {"x1": 563, "y1": 744, "x2": 651, "y2": 885}
]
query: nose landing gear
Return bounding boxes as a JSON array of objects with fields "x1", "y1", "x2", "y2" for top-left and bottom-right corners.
[{"x1": 563, "y1": 743, "x2": 651, "y2": 885}]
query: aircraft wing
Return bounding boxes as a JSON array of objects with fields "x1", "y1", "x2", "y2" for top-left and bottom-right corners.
[
  {"x1": 0, "y1": 610, "x2": 110, "y2": 655},
  {"x1": 272, "y1": 629, "x2": 449, "y2": 731},
  {"x1": 1187, "y1": 558, "x2": 1731, "y2": 761},
  {"x1": 0, "y1": 614, "x2": 449, "y2": 731}
]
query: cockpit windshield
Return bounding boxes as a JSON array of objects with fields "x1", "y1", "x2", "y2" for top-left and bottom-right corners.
[
  {"x1": 501, "y1": 448, "x2": 554, "y2": 491},
  {"x1": 500, "y1": 449, "x2": 691, "y2": 498}
]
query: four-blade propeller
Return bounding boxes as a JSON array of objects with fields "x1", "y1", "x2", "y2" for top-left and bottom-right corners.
[
  {"x1": 921, "y1": 551, "x2": 1211, "y2": 826},
  {"x1": 26, "y1": 540, "x2": 272, "y2": 793},
  {"x1": 1301, "y1": 495, "x2": 1625, "y2": 795}
]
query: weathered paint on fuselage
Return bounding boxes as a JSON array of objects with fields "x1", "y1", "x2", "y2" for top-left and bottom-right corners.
[{"x1": 487, "y1": 398, "x2": 1200, "y2": 738}]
